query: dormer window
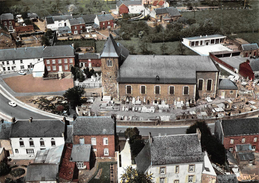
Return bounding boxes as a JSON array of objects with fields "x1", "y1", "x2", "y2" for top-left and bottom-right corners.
[
  {"x1": 107, "y1": 60, "x2": 112, "y2": 67},
  {"x1": 29, "y1": 138, "x2": 34, "y2": 147}
]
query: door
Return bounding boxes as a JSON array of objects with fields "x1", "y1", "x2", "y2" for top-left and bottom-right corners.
[
  {"x1": 59, "y1": 65, "x2": 63, "y2": 72},
  {"x1": 221, "y1": 91, "x2": 225, "y2": 99}
]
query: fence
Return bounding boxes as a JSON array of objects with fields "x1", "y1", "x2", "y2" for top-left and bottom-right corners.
[{"x1": 75, "y1": 80, "x2": 102, "y2": 88}]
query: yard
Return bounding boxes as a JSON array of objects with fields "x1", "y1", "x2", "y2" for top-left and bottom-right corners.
[{"x1": 88, "y1": 162, "x2": 116, "y2": 183}]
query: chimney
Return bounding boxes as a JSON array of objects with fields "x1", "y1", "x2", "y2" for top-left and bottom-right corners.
[
  {"x1": 29, "y1": 117, "x2": 33, "y2": 123},
  {"x1": 196, "y1": 128, "x2": 201, "y2": 142},
  {"x1": 1, "y1": 119, "x2": 4, "y2": 123},
  {"x1": 148, "y1": 132, "x2": 153, "y2": 145},
  {"x1": 11, "y1": 117, "x2": 16, "y2": 123}
]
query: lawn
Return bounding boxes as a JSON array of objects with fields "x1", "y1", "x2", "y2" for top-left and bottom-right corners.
[
  {"x1": 234, "y1": 32, "x2": 259, "y2": 45},
  {"x1": 88, "y1": 162, "x2": 116, "y2": 183}
]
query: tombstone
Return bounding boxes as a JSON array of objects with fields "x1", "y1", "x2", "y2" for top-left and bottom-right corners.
[
  {"x1": 91, "y1": 75, "x2": 95, "y2": 82},
  {"x1": 96, "y1": 73, "x2": 100, "y2": 80},
  {"x1": 143, "y1": 97, "x2": 146, "y2": 104},
  {"x1": 161, "y1": 100, "x2": 165, "y2": 106},
  {"x1": 132, "y1": 97, "x2": 136, "y2": 104}
]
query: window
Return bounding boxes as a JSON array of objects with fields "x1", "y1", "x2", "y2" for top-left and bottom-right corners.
[
  {"x1": 229, "y1": 147, "x2": 233, "y2": 152},
  {"x1": 188, "y1": 175, "x2": 194, "y2": 183},
  {"x1": 40, "y1": 138, "x2": 45, "y2": 147},
  {"x1": 47, "y1": 66, "x2": 51, "y2": 71},
  {"x1": 174, "y1": 181, "x2": 179, "y2": 183},
  {"x1": 46, "y1": 60, "x2": 50, "y2": 64},
  {"x1": 75, "y1": 26, "x2": 77, "y2": 30},
  {"x1": 52, "y1": 66, "x2": 56, "y2": 71},
  {"x1": 80, "y1": 26, "x2": 82, "y2": 28},
  {"x1": 103, "y1": 23, "x2": 105, "y2": 25},
  {"x1": 7, "y1": 67, "x2": 10, "y2": 70},
  {"x1": 252, "y1": 146, "x2": 256, "y2": 151},
  {"x1": 19, "y1": 138, "x2": 24, "y2": 147},
  {"x1": 29, "y1": 138, "x2": 34, "y2": 147},
  {"x1": 198, "y1": 79, "x2": 203, "y2": 90},
  {"x1": 91, "y1": 138, "x2": 96, "y2": 145},
  {"x1": 160, "y1": 167, "x2": 166, "y2": 174},
  {"x1": 242, "y1": 138, "x2": 245, "y2": 143},
  {"x1": 155, "y1": 85, "x2": 160, "y2": 94},
  {"x1": 183, "y1": 86, "x2": 189, "y2": 95},
  {"x1": 20, "y1": 60, "x2": 23, "y2": 64},
  {"x1": 52, "y1": 59, "x2": 56, "y2": 64},
  {"x1": 58, "y1": 59, "x2": 62, "y2": 64},
  {"x1": 160, "y1": 178, "x2": 165, "y2": 183},
  {"x1": 69, "y1": 59, "x2": 73, "y2": 63},
  {"x1": 104, "y1": 148, "x2": 109, "y2": 156},
  {"x1": 126, "y1": 85, "x2": 132, "y2": 94},
  {"x1": 189, "y1": 165, "x2": 195, "y2": 172},
  {"x1": 20, "y1": 65, "x2": 24, "y2": 70},
  {"x1": 9, "y1": 21, "x2": 12, "y2": 25},
  {"x1": 76, "y1": 162, "x2": 85, "y2": 169},
  {"x1": 79, "y1": 138, "x2": 85, "y2": 145},
  {"x1": 107, "y1": 60, "x2": 112, "y2": 67},
  {"x1": 254, "y1": 137, "x2": 258, "y2": 142},
  {"x1": 6, "y1": 61, "x2": 9, "y2": 65},
  {"x1": 175, "y1": 165, "x2": 179, "y2": 173},
  {"x1": 12, "y1": 60, "x2": 15, "y2": 64},
  {"x1": 103, "y1": 138, "x2": 108, "y2": 145},
  {"x1": 230, "y1": 90, "x2": 233, "y2": 94},
  {"x1": 169, "y1": 86, "x2": 175, "y2": 95},
  {"x1": 4, "y1": 21, "x2": 7, "y2": 25},
  {"x1": 65, "y1": 65, "x2": 68, "y2": 70},
  {"x1": 51, "y1": 138, "x2": 56, "y2": 146},
  {"x1": 207, "y1": 79, "x2": 212, "y2": 91},
  {"x1": 64, "y1": 59, "x2": 68, "y2": 63},
  {"x1": 230, "y1": 139, "x2": 234, "y2": 144},
  {"x1": 140, "y1": 85, "x2": 146, "y2": 94},
  {"x1": 26, "y1": 149, "x2": 34, "y2": 154},
  {"x1": 15, "y1": 149, "x2": 19, "y2": 153}
]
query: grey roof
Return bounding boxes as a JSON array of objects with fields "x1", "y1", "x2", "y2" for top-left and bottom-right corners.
[
  {"x1": 135, "y1": 143, "x2": 151, "y2": 173},
  {"x1": 73, "y1": 116, "x2": 115, "y2": 136},
  {"x1": 237, "y1": 152, "x2": 255, "y2": 161},
  {"x1": 81, "y1": 14, "x2": 96, "y2": 24},
  {"x1": 26, "y1": 164, "x2": 59, "y2": 182},
  {"x1": 52, "y1": 15, "x2": 73, "y2": 21},
  {"x1": 10, "y1": 119, "x2": 65, "y2": 138},
  {"x1": 118, "y1": 55, "x2": 218, "y2": 84},
  {"x1": 42, "y1": 45, "x2": 74, "y2": 58},
  {"x1": 97, "y1": 14, "x2": 114, "y2": 22},
  {"x1": 0, "y1": 121, "x2": 12, "y2": 139},
  {"x1": 78, "y1": 53, "x2": 100, "y2": 60},
  {"x1": 35, "y1": 145, "x2": 64, "y2": 164},
  {"x1": 57, "y1": 26, "x2": 71, "y2": 34},
  {"x1": 249, "y1": 59, "x2": 259, "y2": 71},
  {"x1": 235, "y1": 144, "x2": 252, "y2": 152},
  {"x1": 217, "y1": 174, "x2": 238, "y2": 183},
  {"x1": 46, "y1": 17, "x2": 54, "y2": 24},
  {"x1": 155, "y1": 7, "x2": 181, "y2": 17},
  {"x1": 0, "y1": 46, "x2": 44, "y2": 61},
  {"x1": 222, "y1": 118, "x2": 259, "y2": 137},
  {"x1": 184, "y1": 34, "x2": 226, "y2": 41},
  {"x1": 242, "y1": 43, "x2": 258, "y2": 51},
  {"x1": 71, "y1": 144, "x2": 91, "y2": 162},
  {"x1": 69, "y1": 17, "x2": 85, "y2": 26},
  {"x1": 27, "y1": 13, "x2": 39, "y2": 19},
  {"x1": 1, "y1": 13, "x2": 14, "y2": 21},
  {"x1": 101, "y1": 34, "x2": 120, "y2": 58},
  {"x1": 218, "y1": 79, "x2": 238, "y2": 90},
  {"x1": 117, "y1": 0, "x2": 142, "y2": 6},
  {"x1": 66, "y1": 125, "x2": 73, "y2": 143}
]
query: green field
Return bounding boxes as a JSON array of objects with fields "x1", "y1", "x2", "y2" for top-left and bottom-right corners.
[{"x1": 88, "y1": 162, "x2": 116, "y2": 183}]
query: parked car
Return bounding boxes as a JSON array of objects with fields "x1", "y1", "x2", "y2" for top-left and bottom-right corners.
[
  {"x1": 8, "y1": 101, "x2": 17, "y2": 107},
  {"x1": 18, "y1": 70, "x2": 26, "y2": 75}
]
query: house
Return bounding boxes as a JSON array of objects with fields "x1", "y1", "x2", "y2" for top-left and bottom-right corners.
[
  {"x1": 10, "y1": 118, "x2": 65, "y2": 159},
  {"x1": 116, "y1": 0, "x2": 145, "y2": 15},
  {"x1": 57, "y1": 26, "x2": 72, "y2": 36},
  {"x1": 80, "y1": 14, "x2": 98, "y2": 32},
  {"x1": 150, "y1": 7, "x2": 181, "y2": 22},
  {"x1": 202, "y1": 152, "x2": 217, "y2": 183},
  {"x1": 101, "y1": 34, "x2": 219, "y2": 105},
  {"x1": 182, "y1": 35, "x2": 226, "y2": 48},
  {"x1": 218, "y1": 79, "x2": 238, "y2": 99},
  {"x1": 94, "y1": 14, "x2": 114, "y2": 29},
  {"x1": 70, "y1": 144, "x2": 91, "y2": 170},
  {"x1": 241, "y1": 43, "x2": 258, "y2": 57},
  {"x1": 0, "y1": 46, "x2": 44, "y2": 73},
  {"x1": 68, "y1": 17, "x2": 85, "y2": 35},
  {"x1": 0, "y1": 13, "x2": 15, "y2": 32},
  {"x1": 234, "y1": 144, "x2": 255, "y2": 166},
  {"x1": 78, "y1": 53, "x2": 101, "y2": 69},
  {"x1": 239, "y1": 59, "x2": 255, "y2": 80},
  {"x1": 45, "y1": 15, "x2": 73, "y2": 31},
  {"x1": 43, "y1": 45, "x2": 75, "y2": 78},
  {"x1": 135, "y1": 133, "x2": 204, "y2": 183},
  {"x1": 0, "y1": 119, "x2": 12, "y2": 157},
  {"x1": 215, "y1": 118, "x2": 259, "y2": 153},
  {"x1": 73, "y1": 116, "x2": 116, "y2": 158}
]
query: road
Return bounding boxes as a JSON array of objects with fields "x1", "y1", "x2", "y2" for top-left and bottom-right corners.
[
  {"x1": 0, "y1": 93, "x2": 52, "y2": 120},
  {"x1": 117, "y1": 123, "x2": 215, "y2": 137}
]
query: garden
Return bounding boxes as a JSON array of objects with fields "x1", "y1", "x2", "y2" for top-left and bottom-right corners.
[{"x1": 0, "y1": 161, "x2": 26, "y2": 183}]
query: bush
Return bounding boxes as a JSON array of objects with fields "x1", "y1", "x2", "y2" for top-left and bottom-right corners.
[
  {"x1": 0, "y1": 161, "x2": 10, "y2": 176},
  {"x1": 10, "y1": 168, "x2": 25, "y2": 177}
]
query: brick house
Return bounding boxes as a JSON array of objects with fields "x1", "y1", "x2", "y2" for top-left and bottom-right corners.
[
  {"x1": 241, "y1": 43, "x2": 258, "y2": 57},
  {"x1": 0, "y1": 13, "x2": 15, "y2": 32},
  {"x1": 150, "y1": 7, "x2": 181, "y2": 22},
  {"x1": 73, "y1": 116, "x2": 116, "y2": 158},
  {"x1": 215, "y1": 118, "x2": 259, "y2": 153},
  {"x1": 68, "y1": 17, "x2": 85, "y2": 35},
  {"x1": 101, "y1": 34, "x2": 219, "y2": 105},
  {"x1": 116, "y1": 0, "x2": 145, "y2": 15},
  {"x1": 43, "y1": 45, "x2": 75, "y2": 78},
  {"x1": 94, "y1": 14, "x2": 114, "y2": 29},
  {"x1": 78, "y1": 53, "x2": 101, "y2": 69}
]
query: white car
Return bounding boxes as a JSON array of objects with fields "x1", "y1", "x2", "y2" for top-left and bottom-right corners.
[
  {"x1": 8, "y1": 101, "x2": 17, "y2": 107},
  {"x1": 18, "y1": 70, "x2": 26, "y2": 75}
]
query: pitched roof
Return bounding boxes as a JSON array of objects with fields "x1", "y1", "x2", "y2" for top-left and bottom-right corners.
[
  {"x1": 184, "y1": 34, "x2": 226, "y2": 41},
  {"x1": 101, "y1": 34, "x2": 120, "y2": 58},
  {"x1": 78, "y1": 53, "x2": 100, "y2": 60},
  {"x1": 155, "y1": 7, "x2": 181, "y2": 17},
  {"x1": 135, "y1": 143, "x2": 151, "y2": 173},
  {"x1": 97, "y1": 14, "x2": 114, "y2": 22},
  {"x1": 222, "y1": 118, "x2": 259, "y2": 137},
  {"x1": 52, "y1": 15, "x2": 73, "y2": 21},
  {"x1": 241, "y1": 43, "x2": 258, "y2": 51},
  {"x1": 46, "y1": 17, "x2": 54, "y2": 24},
  {"x1": 237, "y1": 152, "x2": 255, "y2": 161},
  {"x1": 73, "y1": 116, "x2": 115, "y2": 136},
  {"x1": 0, "y1": 121, "x2": 12, "y2": 139},
  {"x1": 42, "y1": 45, "x2": 74, "y2": 58},
  {"x1": 0, "y1": 46, "x2": 44, "y2": 61},
  {"x1": 34, "y1": 145, "x2": 64, "y2": 164},
  {"x1": 10, "y1": 119, "x2": 65, "y2": 138},
  {"x1": 69, "y1": 17, "x2": 85, "y2": 26},
  {"x1": 118, "y1": 55, "x2": 218, "y2": 84},
  {"x1": 26, "y1": 164, "x2": 59, "y2": 182},
  {"x1": 117, "y1": 0, "x2": 142, "y2": 6},
  {"x1": 71, "y1": 144, "x2": 91, "y2": 162},
  {"x1": 217, "y1": 174, "x2": 238, "y2": 183},
  {"x1": 235, "y1": 144, "x2": 252, "y2": 152},
  {"x1": 249, "y1": 59, "x2": 259, "y2": 72},
  {"x1": 80, "y1": 14, "x2": 96, "y2": 24},
  {"x1": 218, "y1": 79, "x2": 238, "y2": 90},
  {"x1": 1, "y1": 13, "x2": 14, "y2": 20}
]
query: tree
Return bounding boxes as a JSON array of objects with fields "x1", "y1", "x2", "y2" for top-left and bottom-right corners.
[
  {"x1": 177, "y1": 41, "x2": 186, "y2": 55},
  {"x1": 120, "y1": 166, "x2": 153, "y2": 183},
  {"x1": 63, "y1": 86, "x2": 85, "y2": 108},
  {"x1": 160, "y1": 43, "x2": 168, "y2": 55},
  {"x1": 0, "y1": 161, "x2": 10, "y2": 176}
]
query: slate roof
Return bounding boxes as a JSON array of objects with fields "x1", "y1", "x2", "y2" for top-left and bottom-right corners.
[
  {"x1": 242, "y1": 43, "x2": 258, "y2": 51},
  {"x1": 235, "y1": 144, "x2": 252, "y2": 152},
  {"x1": 97, "y1": 14, "x2": 114, "y2": 22},
  {"x1": 81, "y1": 14, "x2": 96, "y2": 24},
  {"x1": 42, "y1": 45, "x2": 74, "y2": 58},
  {"x1": 118, "y1": 55, "x2": 218, "y2": 84},
  {"x1": 0, "y1": 121, "x2": 12, "y2": 139},
  {"x1": 46, "y1": 17, "x2": 54, "y2": 24},
  {"x1": 69, "y1": 17, "x2": 85, "y2": 26},
  {"x1": 117, "y1": 0, "x2": 142, "y2": 7},
  {"x1": 66, "y1": 125, "x2": 73, "y2": 143},
  {"x1": 237, "y1": 152, "x2": 255, "y2": 161},
  {"x1": 222, "y1": 118, "x2": 259, "y2": 137},
  {"x1": 101, "y1": 34, "x2": 120, "y2": 58},
  {"x1": 73, "y1": 116, "x2": 115, "y2": 136},
  {"x1": 26, "y1": 164, "x2": 59, "y2": 182},
  {"x1": 78, "y1": 53, "x2": 100, "y2": 60},
  {"x1": 71, "y1": 144, "x2": 91, "y2": 162},
  {"x1": 155, "y1": 7, "x2": 181, "y2": 17},
  {"x1": 34, "y1": 145, "x2": 64, "y2": 164},
  {"x1": 0, "y1": 46, "x2": 44, "y2": 61},
  {"x1": 135, "y1": 143, "x2": 151, "y2": 173},
  {"x1": 218, "y1": 79, "x2": 238, "y2": 90},
  {"x1": 27, "y1": 13, "x2": 39, "y2": 19},
  {"x1": 249, "y1": 59, "x2": 259, "y2": 72},
  {"x1": 184, "y1": 34, "x2": 226, "y2": 41},
  {"x1": 0, "y1": 13, "x2": 14, "y2": 21},
  {"x1": 10, "y1": 119, "x2": 65, "y2": 138},
  {"x1": 217, "y1": 174, "x2": 238, "y2": 183},
  {"x1": 52, "y1": 15, "x2": 73, "y2": 21}
]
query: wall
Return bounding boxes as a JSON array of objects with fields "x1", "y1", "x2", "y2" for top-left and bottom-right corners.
[
  {"x1": 99, "y1": 20, "x2": 114, "y2": 29},
  {"x1": 84, "y1": 161, "x2": 90, "y2": 170},
  {"x1": 15, "y1": 25, "x2": 34, "y2": 33},
  {"x1": 196, "y1": 71, "x2": 218, "y2": 99},
  {"x1": 218, "y1": 89, "x2": 237, "y2": 99},
  {"x1": 73, "y1": 135, "x2": 115, "y2": 158},
  {"x1": 128, "y1": 5, "x2": 145, "y2": 14},
  {"x1": 44, "y1": 57, "x2": 74, "y2": 73},
  {"x1": 71, "y1": 24, "x2": 85, "y2": 34},
  {"x1": 79, "y1": 59, "x2": 101, "y2": 68},
  {"x1": 47, "y1": 19, "x2": 70, "y2": 31},
  {"x1": 119, "y1": 4, "x2": 129, "y2": 14},
  {"x1": 223, "y1": 135, "x2": 259, "y2": 152},
  {"x1": 0, "y1": 139, "x2": 13, "y2": 155},
  {"x1": 202, "y1": 173, "x2": 216, "y2": 183}
]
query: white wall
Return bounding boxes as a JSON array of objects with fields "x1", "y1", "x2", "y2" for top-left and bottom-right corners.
[
  {"x1": 128, "y1": 5, "x2": 145, "y2": 14},
  {"x1": 47, "y1": 20, "x2": 70, "y2": 31},
  {"x1": 94, "y1": 16, "x2": 100, "y2": 27}
]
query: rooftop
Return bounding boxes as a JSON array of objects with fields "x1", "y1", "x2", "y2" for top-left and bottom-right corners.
[
  {"x1": 117, "y1": 0, "x2": 142, "y2": 7},
  {"x1": 42, "y1": 45, "x2": 74, "y2": 58},
  {"x1": 241, "y1": 43, "x2": 258, "y2": 51},
  {"x1": 69, "y1": 17, "x2": 85, "y2": 26},
  {"x1": 155, "y1": 7, "x2": 181, "y2": 17},
  {"x1": 80, "y1": 14, "x2": 96, "y2": 24},
  {"x1": 26, "y1": 164, "x2": 59, "y2": 182},
  {"x1": 0, "y1": 121, "x2": 12, "y2": 140},
  {"x1": 219, "y1": 79, "x2": 238, "y2": 90},
  {"x1": 34, "y1": 144, "x2": 64, "y2": 164},
  {"x1": 184, "y1": 34, "x2": 226, "y2": 41},
  {"x1": 97, "y1": 14, "x2": 114, "y2": 22},
  {"x1": 71, "y1": 144, "x2": 91, "y2": 162},
  {"x1": 78, "y1": 53, "x2": 100, "y2": 60},
  {"x1": 1, "y1": 13, "x2": 14, "y2": 20}
]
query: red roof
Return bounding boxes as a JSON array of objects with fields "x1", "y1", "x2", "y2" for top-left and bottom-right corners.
[
  {"x1": 153, "y1": 1, "x2": 158, "y2": 6},
  {"x1": 158, "y1": 0, "x2": 164, "y2": 6},
  {"x1": 239, "y1": 60, "x2": 254, "y2": 80},
  {"x1": 59, "y1": 144, "x2": 76, "y2": 181}
]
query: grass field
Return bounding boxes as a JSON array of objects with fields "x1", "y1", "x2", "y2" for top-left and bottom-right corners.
[{"x1": 88, "y1": 162, "x2": 116, "y2": 183}]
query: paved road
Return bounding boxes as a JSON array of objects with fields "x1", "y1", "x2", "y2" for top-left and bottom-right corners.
[
  {"x1": 117, "y1": 123, "x2": 215, "y2": 137},
  {"x1": 0, "y1": 93, "x2": 52, "y2": 120}
]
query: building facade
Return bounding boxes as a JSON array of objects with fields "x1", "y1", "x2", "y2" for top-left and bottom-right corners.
[
  {"x1": 78, "y1": 53, "x2": 101, "y2": 69},
  {"x1": 94, "y1": 14, "x2": 114, "y2": 29},
  {"x1": 0, "y1": 13, "x2": 15, "y2": 32},
  {"x1": 68, "y1": 17, "x2": 85, "y2": 34},
  {"x1": 45, "y1": 15, "x2": 73, "y2": 31},
  {"x1": 182, "y1": 35, "x2": 226, "y2": 48}
]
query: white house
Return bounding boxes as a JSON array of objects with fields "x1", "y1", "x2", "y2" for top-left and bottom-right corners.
[
  {"x1": 10, "y1": 118, "x2": 65, "y2": 159},
  {"x1": 182, "y1": 34, "x2": 226, "y2": 48},
  {"x1": 116, "y1": 0, "x2": 146, "y2": 15},
  {"x1": 45, "y1": 15, "x2": 73, "y2": 31},
  {"x1": 135, "y1": 134, "x2": 204, "y2": 183},
  {"x1": 0, "y1": 46, "x2": 44, "y2": 73}
]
